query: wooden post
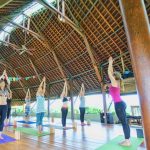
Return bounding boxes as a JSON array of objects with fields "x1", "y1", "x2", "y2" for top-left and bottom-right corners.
[
  {"x1": 119, "y1": 0, "x2": 150, "y2": 149},
  {"x1": 69, "y1": 79, "x2": 74, "y2": 121},
  {"x1": 100, "y1": 66, "x2": 107, "y2": 124},
  {"x1": 15, "y1": 130, "x2": 21, "y2": 140},
  {"x1": 102, "y1": 86, "x2": 107, "y2": 124},
  {"x1": 29, "y1": 58, "x2": 41, "y2": 82},
  {"x1": 4, "y1": 18, "x2": 44, "y2": 41},
  {"x1": 47, "y1": 98, "x2": 50, "y2": 118},
  {"x1": 48, "y1": 85, "x2": 51, "y2": 119}
]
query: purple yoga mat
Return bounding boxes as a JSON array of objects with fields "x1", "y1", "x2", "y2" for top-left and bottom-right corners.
[
  {"x1": 4, "y1": 124, "x2": 13, "y2": 127},
  {"x1": 0, "y1": 134, "x2": 16, "y2": 144}
]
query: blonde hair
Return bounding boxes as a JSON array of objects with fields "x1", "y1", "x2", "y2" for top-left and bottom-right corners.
[{"x1": 113, "y1": 71, "x2": 122, "y2": 81}]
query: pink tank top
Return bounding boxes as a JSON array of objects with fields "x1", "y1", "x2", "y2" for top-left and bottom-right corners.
[{"x1": 109, "y1": 85, "x2": 122, "y2": 103}]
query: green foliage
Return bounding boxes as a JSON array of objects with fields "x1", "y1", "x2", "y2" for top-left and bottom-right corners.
[{"x1": 86, "y1": 107, "x2": 101, "y2": 114}]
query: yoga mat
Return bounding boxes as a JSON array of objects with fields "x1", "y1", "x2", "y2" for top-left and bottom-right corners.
[
  {"x1": 4, "y1": 124, "x2": 13, "y2": 127},
  {"x1": 95, "y1": 135, "x2": 143, "y2": 150},
  {"x1": 0, "y1": 134, "x2": 16, "y2": 144},
  {"x1": 43, "y1": 124, "x2": 73, "y2": 130},
  {"x1": 15, "y1": 127, "x2": 50, "y2": 137},
  {"x1": 17, "y1": 121, "x2": 36, "y2": 124}
]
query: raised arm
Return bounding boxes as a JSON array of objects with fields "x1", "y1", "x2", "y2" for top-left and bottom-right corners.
[
  {"x1": 65, "y1": 81, "x2": 68, "y2": 97},
  {"x1": 7, "y1": 90, "x2": 12, "y2": 99},
  {"x1": 108, "y1": 57, "x2": 117, "y2": 87},
  {"x1": 79, "y1": 83, "x2": 85, "y2": 97},
  {"x1": 60, "y1": 81, "x2": 68, "y2": 98},
  {"x1": 25, "y1": 89, "x2": 29, "y2": 99},
  {"x1": 42, "y1": 77, "x2": 46, "y2": 94},
  {"x1": 10, "y1": 90, "x2": 12, "y2": 99},
  {"x1": 0, "y1": 71, "x2": 4, "y2": 80},
  {"x1": 82, "y1": 83, "x2": 85, "y2": 95},
  {"x1": 4, "y1": 70, "x2": 10, "y2": 84},
  {"x1": 28, "y1": 88, "x2": 31, "y2": 99},
  {"x1": 37, "y1": 77, "x2": 46, "y2": 96},
  {"x1": 25, "y1": 88, "x2": 31, "y2": 99},
  {"x1": 2, "y1": 70, "x2": 10, "y2": 87}
]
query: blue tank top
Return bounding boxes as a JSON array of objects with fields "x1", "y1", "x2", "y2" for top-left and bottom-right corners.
[
  {"x1": 36, "y1": 96, "x2": 45, "y2": 113},
  {"x1": 25, "y1": 98, "x2": 30, "y2": 104},
  {"x1": 79, "y1": 96, "x2": 85, "y2": 108},
  {"x1": 25, "y1": 105, "x2": 30, "y2": 113}
]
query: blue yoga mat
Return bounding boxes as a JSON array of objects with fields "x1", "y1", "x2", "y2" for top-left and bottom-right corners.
[
  {"x1": 17, "y1": 121, "x2": 36, "y2": 124},
  {"x1": 4, "y1": 124, "x2": 13, "y2": 127},
  {"x1": 0, "y1": 134, "x2": 16, "y2": 144}
]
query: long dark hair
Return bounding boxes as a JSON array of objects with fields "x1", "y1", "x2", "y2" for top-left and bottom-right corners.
[
  {"x1": 0, "y1": 78, "x2": 10, "y2": 91},
  {"x1": 62, "y1": 97, "x2": 68, "y2": 102}
]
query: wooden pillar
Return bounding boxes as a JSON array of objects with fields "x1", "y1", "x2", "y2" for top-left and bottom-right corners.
[
  {"x1": 47, "y1": 98, "x2": 50, "y2": 118},
  {"x1": 119, "y1": 0, "x2": 150, "y2": 148},
  {"x1": 102, "y1": 89, "x2": 107, "y2": 124},
  {"x1": 69, "y1": 79, "x2": 74, "y2": 120},
  {"x1": 100, "y1": 66, "x2": 107, "y2": 124},
  {"x1": 47, "y1": 85, "x2": 51, "y2": 119}
]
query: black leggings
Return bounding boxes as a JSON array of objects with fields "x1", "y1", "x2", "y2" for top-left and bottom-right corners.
[
  {"x1": 79, "y1": 107, "x2": 85, "y2": 123},
  {"x1": 0, "y1": 105, "x2": 7, "y2": 131},
  {"x1": 61, "y1": 107, "x2": 68, "y2": 127},
  {"x1": 115, "y1": 101, "x2": 130, "y2": 139},
  {"x1": 7, "y1": 107, "x2": 11, "y2": 119}
]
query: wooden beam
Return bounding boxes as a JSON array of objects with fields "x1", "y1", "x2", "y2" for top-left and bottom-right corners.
[
  {"x1": 3, "y1": 18, "x2": 45, "y2": 41},
  {"x1": 30, "y1": 18, "x2": 68, "y2": 82},
  {"x1": 37, "y1": 0, "x2": 103, "y2": 87},
  {"x1": 0, "y1": 40, "x2": 20, "y2": 49},
  {"x1": 30, "y1": 18, "x2": 84, "y2": 92},
  {"x1": 83, "y1": 36, "x2": 102, "y2": 85},
  {"x1": 28, "y1": 58, "x2": 41, "y2": 82},
  {"x1": 119, "y1": 0, "x2": 150, "y2": 149},
  {"x1": 28, "y1": 57, "x2": 51, "y2": 98},
  {"x1": 0, "y1": 0, "x2": 13, "y2": 8},
  {"x1": 51, "y1": 51, "x2": 67, "y2": 80},
  {"x1": 146, "y1": 0, "x2": 150, "y2": 4},
  {"x1": 36, "y1": 0, "x2": 83, "y2": 37},
  {"x1": 12, "y1": 89, "x2": 23, "y2": 100}
]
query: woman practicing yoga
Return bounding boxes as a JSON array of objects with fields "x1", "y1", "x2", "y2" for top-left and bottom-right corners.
[
  {"x1": 108, "y1": 56, "x2": 131, "y2": 146},
  {"x1": 60, "y1": 81, "x2": 69, "y2": 129},
  {"x1": 79, "y1": 83, "x2": 86, "y2": 126},
  {"x1": 0, "y1": 70, "x2": 10, "y2": 139},
  {"x1": 24, "y1": 89, "x2": 31, "y2": 122},
  {"x1": 5, "y1": 90, "x2": 12, "y2": 126},
  {"x1": 36, "y1": 77, "x2": 46, "y2": 134}
]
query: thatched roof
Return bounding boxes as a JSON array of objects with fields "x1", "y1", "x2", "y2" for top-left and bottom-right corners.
[{"x1": 0, "y1": 0, "x2": 150, "y2": 100}]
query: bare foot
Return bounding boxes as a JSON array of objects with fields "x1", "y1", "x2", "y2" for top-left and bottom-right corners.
[
  {"x1": 63, "y1": 127, "x2": 67, "y2": 130},
  {"x1": 119, "y1": 140, "x2": 131, "y2": 146},
  {"x1": 81, "y1": 122, "x2": 86, "y2": 126},
  {"x1": 38, "y1": 130, "x2": 42, "y2": 135}
]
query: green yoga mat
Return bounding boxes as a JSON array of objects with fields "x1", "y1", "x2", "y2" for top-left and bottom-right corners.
[
  {"x1": 95, "y1": 135, "x2": 143, "y2": 150},
  {"x1": 15, "y1": 127, "x2": 50, "y2": 137}
]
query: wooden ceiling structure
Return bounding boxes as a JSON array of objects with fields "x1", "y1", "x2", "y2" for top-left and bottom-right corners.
[{"x1": 0, "y1": 0, "x2": 150, "y2": 101}]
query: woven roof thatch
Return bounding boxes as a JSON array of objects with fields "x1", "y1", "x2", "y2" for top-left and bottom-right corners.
[{"x1": 0, "y1": 0, "x2": 150, "y2": 101}]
